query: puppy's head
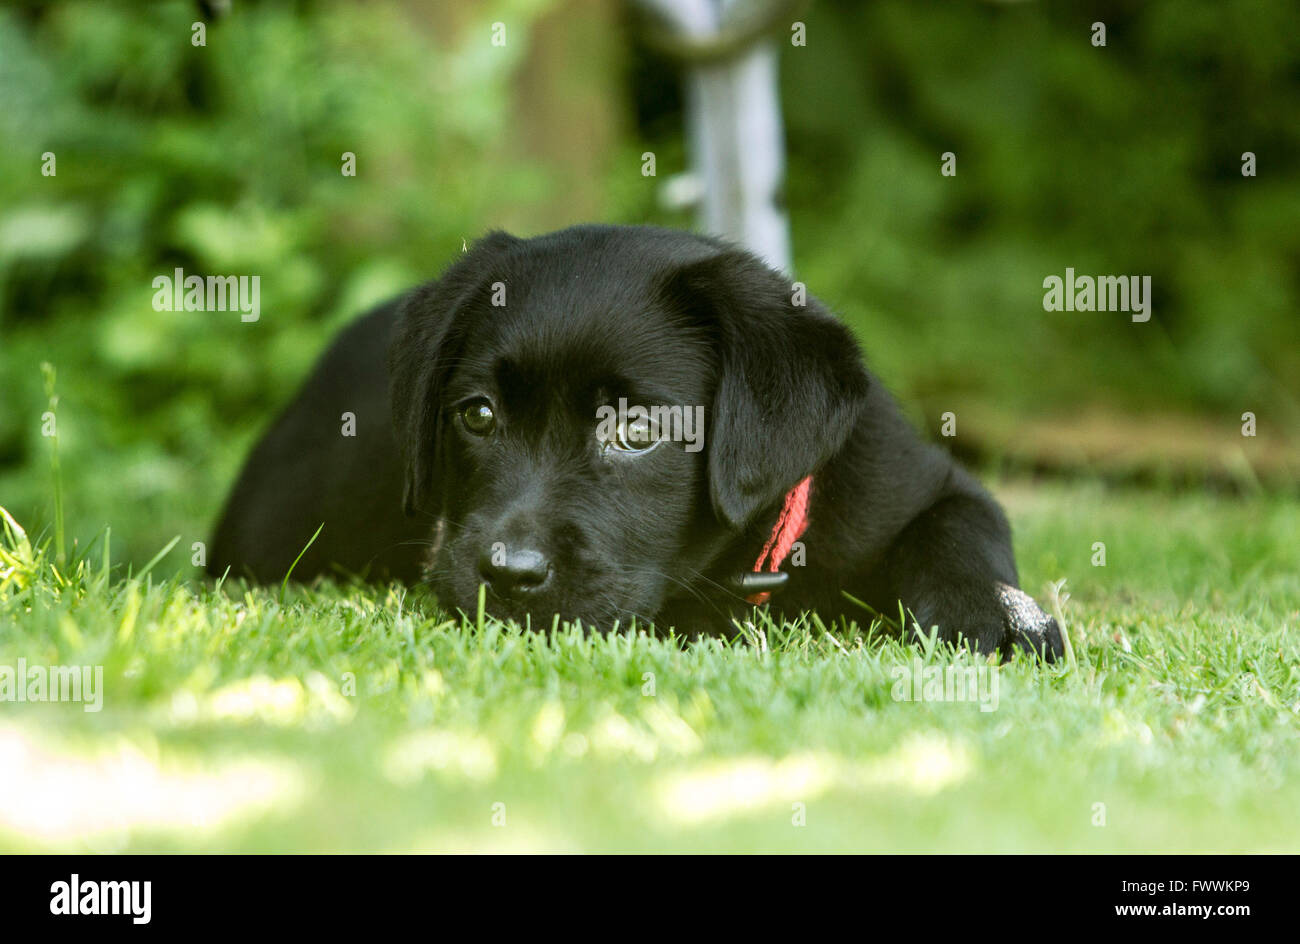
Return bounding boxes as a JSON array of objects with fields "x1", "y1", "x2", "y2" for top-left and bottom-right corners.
[{"x1": 390, "y1": 225, "x2": 868, "y2": 628}]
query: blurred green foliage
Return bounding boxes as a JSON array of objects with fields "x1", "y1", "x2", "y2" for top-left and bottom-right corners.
[
  {"x1": 0, "y1": 0, "x2": 556, "y2": 561},
  {"x1": 777, "y1": 0, "x2": 1300, "y2": 428},
  {"x1": 1, "y1": 0, "x2": 1297, "y2": 563}
]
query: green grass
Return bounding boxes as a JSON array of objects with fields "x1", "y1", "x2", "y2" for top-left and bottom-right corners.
[{"x1": 1, "y1": 481, "x2": 1297, "y2": 853}]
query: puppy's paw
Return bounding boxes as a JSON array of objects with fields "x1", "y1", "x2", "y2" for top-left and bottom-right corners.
[
  {"x1": 994, "y1": 582, "x2": 1064, "y2": 662},
  {"x1": 908, "y1": 582, "x2": 1063, "y2": 662}
]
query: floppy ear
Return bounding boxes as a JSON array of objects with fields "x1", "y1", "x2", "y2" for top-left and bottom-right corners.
[
  {"x1": 389, "y1": 231, "x2": 520, "y2": 516},
  {"x1": 665, "y1": 249, "x2": 870, "y2": 530}
]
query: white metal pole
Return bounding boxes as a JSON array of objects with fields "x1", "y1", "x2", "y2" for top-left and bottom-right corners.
[{"x1": 637, "y1": 0, "x2": 793, "y2": 274}]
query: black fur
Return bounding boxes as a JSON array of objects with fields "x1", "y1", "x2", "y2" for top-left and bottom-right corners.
[{"x1": 209, "y1": 224, "x2": 1063, "y2": 660}]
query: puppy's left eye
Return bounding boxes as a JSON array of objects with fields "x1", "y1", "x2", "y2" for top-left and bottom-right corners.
[
  {"x1": 460, "y1": 399, "x2": 496, "y2": 436},
  {"x1": 605, "y1": 416, "x2": 661, "y2": 456}
]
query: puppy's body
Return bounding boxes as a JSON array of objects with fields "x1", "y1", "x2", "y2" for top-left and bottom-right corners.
[
  {"x1": 210, "y1": 225, "x2": 1061, "y2": 659},
  {"x1": 210, "y1": 302, "x2": 426, "y2": 584}
]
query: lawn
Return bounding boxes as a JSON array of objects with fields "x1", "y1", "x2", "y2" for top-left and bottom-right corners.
[{"x1": 1, "y1": 480, "x2": 1296, "y2": 853}]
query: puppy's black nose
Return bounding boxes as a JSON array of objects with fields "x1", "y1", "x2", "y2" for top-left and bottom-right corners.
[{"x1": 478, "y1": 546, "x2": 552, "y2": 596}]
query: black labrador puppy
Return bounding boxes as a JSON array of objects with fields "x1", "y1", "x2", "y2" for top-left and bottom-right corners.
[{"x1": 210, "y1": 224, "x2": 1062, "y2": 660}]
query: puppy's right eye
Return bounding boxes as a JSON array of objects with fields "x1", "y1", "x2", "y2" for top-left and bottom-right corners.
[{"x1": 460, "y1": 399, "x2": 496, "y2": 436}]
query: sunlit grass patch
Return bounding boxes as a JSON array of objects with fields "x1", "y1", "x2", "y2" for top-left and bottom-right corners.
[
  {"x1": 652, "y1": 733, "x2": 972, "y2": 827},
  {"x1": 0, "y1": 722, "x2": 304, "y2": 850}
]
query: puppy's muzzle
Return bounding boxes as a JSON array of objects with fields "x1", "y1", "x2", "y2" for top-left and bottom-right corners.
[{"x1": 477, "y1": 544, "x2": 553, "y2": 598}]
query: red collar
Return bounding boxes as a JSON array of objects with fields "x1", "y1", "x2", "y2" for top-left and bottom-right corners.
[{"x1": 745, "y1": 476, "x2": 812, "y2": 605}]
